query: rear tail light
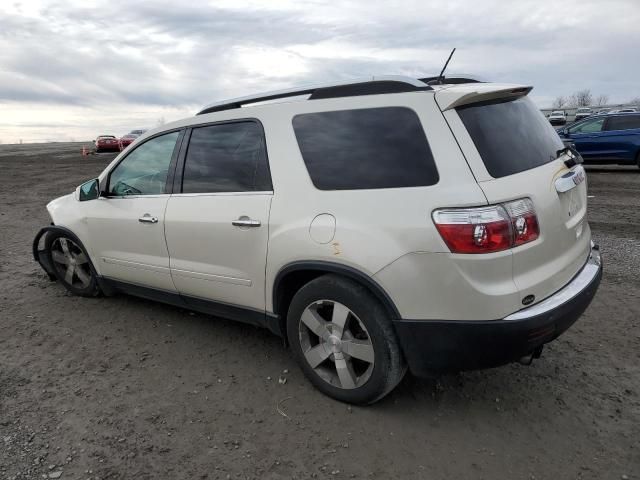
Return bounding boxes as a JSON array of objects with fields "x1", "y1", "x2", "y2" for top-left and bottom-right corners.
[
  {"x1": 433, "y1": 198, "x2": 539, "y2": 254},
  {"x1": 503, "y1": 198, "x2": 539, "y2": 246}
]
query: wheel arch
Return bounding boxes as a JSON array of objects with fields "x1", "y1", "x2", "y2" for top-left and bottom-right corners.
[
  {"x1": 33, "y1": 224, "x2": 112, "y2": 295},
  {"x1": 272, "y1": 261, "x2": 401, "y2": 337}
]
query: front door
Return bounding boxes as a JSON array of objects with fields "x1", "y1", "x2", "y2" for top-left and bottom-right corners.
[
  {"x1": 87, "y1": 130, "x2": 183, "y2": 291},
  {"x1": 164, "y1": 120, "x2": 273, "y2": 314},
  {"x1": 566, "y1": 116, "x2": 607, "y2": 160}
]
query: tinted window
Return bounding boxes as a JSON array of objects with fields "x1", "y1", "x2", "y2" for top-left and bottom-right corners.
[
  {"x1": 569, "y1": 117, "x2": 605, "y2": 134},
  {"x1": 458, "y1": 96, "x2": 563, "y2": 178},
  {"x1": 292, "y1": 107, "x2": 438, "y2": 190},
  {"x1": 605, "y1": 115, "x2": 640, "y2": 131},
  {"x1": 108, "y1": 131, "x2": 179, "y2": 196},
  {"x1": 181, "y1": 122, "x2": 271, "y2": 193}
]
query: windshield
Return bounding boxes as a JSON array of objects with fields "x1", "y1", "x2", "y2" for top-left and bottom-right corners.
[
  {"x1": 457, "y1": 96, "x2": 564, "y2": 178},
  {"x1": 551, "y1": 111, "x2": 564, "y2": 116}
]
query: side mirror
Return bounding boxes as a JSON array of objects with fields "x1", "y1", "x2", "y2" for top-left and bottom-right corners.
[{"x1": 79, "y1": 179, "x2": 99, "y2": 201}]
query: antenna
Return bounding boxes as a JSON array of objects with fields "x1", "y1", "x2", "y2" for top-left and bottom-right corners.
[{"x1": 437, "y1": 48, "x2": 456, "y2": 84}]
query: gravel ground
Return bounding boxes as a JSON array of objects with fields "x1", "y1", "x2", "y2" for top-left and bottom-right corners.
[{"x1": 1, "y1": 143, "x2": 639, "y2": 480}]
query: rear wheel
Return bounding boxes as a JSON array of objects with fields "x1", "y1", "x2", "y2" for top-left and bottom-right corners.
[
  {"x1": 636, "y1": 151, "x2": 640, "y2": 169},
  {"x1": 45, "y1": 232, "x2": 100, "y2": 297},
  {"x1": 287, "y1": 274, "x2": 405, "y2": 404}
]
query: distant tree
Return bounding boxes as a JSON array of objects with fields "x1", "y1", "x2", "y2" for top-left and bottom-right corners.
[
  {"x1": 628, "y1": 96, "x2": 640, "y2": 105},
  {"x1": 594, "y1": 94, "x2": 609, "y2": 106},
  {"x1": 552, "y1": 96, "x2": 567, "y2": 109},
  {"x1": 568, "y1": 89, "x2": 593, "y2": 107}
]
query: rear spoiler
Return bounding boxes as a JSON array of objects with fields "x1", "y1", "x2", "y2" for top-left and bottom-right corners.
[{"x1": 436, "y1": 84, "x2": 533, "y2": 111}]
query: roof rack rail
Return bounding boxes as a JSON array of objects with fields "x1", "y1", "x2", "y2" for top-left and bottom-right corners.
[
  {"x1": 420, "y1": 74, "x2": 485, "y2": 85},
  {"x1": 197, "y1": 76, "x2": 432, "y2": 115}
]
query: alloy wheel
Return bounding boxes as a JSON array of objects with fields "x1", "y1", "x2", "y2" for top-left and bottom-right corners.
[
  {"x1": 50, "y1": 237, "x2": 92, "y2": 289},
  {"x1": 298, "y1": 300, "x2": 375, "y2": 389}
]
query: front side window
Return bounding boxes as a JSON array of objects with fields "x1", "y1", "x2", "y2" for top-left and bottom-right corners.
[
  {"x1": 181, "y1": 121, "x2": 272, "y2": 193},
  {"x1": 108, "y1": 131, "x2": 180, "y2": 196},
  {"x1": 569, "y1": 118, "x2": 605, "y2": 134},
  {"x1": 292, "y1": 107, "x2": 438, "y2": 190},
  {"x1": 605, "y1": 115, "x2": 640, "y2": 131}
]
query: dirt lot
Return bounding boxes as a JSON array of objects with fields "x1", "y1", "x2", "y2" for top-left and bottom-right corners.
[{"x1": 1, "y1": 142, "x2": 639, "y2": 480}]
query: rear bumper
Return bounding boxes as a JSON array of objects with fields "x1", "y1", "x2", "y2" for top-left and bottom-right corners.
[{"x1": 393, "y1": 244, "x2": 602, "y2": 376}]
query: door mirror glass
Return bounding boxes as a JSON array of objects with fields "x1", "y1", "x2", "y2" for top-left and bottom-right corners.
[{"x1": 79, "y1": 179, "x2": 99, "y2": 201}]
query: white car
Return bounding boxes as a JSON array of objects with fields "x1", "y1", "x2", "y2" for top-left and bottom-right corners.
[
  {"x1": 574, "y1": 107, "x2": 592, "y2": 121},
  {"x1": 34, "y1": 76, "x2": 602, "y2": 404},
  {"x1": 548, "y1": 110, "x2": 567, "y2": 125}
]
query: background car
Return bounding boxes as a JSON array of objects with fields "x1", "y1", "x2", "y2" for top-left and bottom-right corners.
[
  {"x1": 548, "y1": 110, "x2": 567, "y2": 125},
  {"x1": 610, "y1": 107, "x2": 637, "y2": 114},
  {"x1": 574, "y1": 107, "x2": 593, "y2": 121},
  {"x1": 118, "y1": 134, "x2": 138, "y2": 150},
  {"x1": 557, "y1": 112, "x2": 640, "y2": 167},
  {"x1": 94, "y1": 135, "x2": 120, "y2": 153}
]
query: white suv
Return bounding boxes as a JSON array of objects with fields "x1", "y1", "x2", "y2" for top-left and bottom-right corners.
[{"x1": 34, "y1": 76, "x2": 602, "y2": 404}]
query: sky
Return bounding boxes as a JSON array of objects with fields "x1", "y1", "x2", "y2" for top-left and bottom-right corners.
[{"x1": 1, "y1": 0, "x2": 639, "y2": 143}]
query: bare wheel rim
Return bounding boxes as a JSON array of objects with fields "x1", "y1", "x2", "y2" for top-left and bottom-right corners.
[
  {"x1": 50, "y1": 237, "x2": 92, "y2": 289},
  {"x1": 298, "y1": 300, "x2": 375, "y2": 390}
]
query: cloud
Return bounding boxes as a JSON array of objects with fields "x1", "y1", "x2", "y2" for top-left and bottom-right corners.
[{"x1": 0, "y1": 0, "x2": 639, "y2": 142}]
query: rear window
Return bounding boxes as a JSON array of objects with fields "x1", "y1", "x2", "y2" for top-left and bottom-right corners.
[
  {"x1": 458, "y1": 97, "x2": 563, "y2": 178},
  {"x1": 292, "y1": 107, "x2": 438, "y2": 190},
  {"x1": 605, "y1": 115, "x2": 640, "y2": 131}
]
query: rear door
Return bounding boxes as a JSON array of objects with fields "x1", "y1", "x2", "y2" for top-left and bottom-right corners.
[
  {"x1": 164, "y1": 120, "x2": 273, "y2": 318},
  {"x1": 439, "y1": 93, "x2": 591, "y2": 306},
  {"x1": 601, "y1": 114, "x2": 640, "y2": 162}
]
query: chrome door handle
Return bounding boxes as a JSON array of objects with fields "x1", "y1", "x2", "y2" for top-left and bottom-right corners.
[
  {"x1": 232, "y1": 216, "x2": 261, "y2": 227},
  {"x1": 138, "y1": 214, "x2": 158, "y2": 224}
]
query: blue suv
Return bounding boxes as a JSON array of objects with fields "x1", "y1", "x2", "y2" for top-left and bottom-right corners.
[{"x1": 557, "y1": 112, "x2": 640, "y2": 168}]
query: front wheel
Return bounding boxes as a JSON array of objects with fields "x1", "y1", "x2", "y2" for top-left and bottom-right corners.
[
  {"x1": 287, "y1": 275, "x2": 406, "y2": 404},
  {"x1": 45, "y1": 232, "x2": 100, "y2": 297}
]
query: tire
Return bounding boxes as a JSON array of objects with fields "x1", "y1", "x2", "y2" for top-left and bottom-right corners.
[
  {"x1": 286, "y1": 274, "x2": 406, "y2": 404},
  {"x1": 636, "y1": 151, "x2": 640, "y2": 169},
  {"x1": 45, "y1": 231, "x2": 100, "y2": 297}
]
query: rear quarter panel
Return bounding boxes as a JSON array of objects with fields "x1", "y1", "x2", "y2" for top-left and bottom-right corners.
[{"x1": 259, "y1": 91, "x2": 489, "y2": 315}]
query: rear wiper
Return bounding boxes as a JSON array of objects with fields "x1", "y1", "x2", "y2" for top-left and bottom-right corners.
[{"x1": 556, "y1": 145, "x2": 583, "y2": 168}]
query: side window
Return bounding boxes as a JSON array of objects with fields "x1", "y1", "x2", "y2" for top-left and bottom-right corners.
[
  {"x1": 569, "y1": 118, "x2": 605, "y2": 134},
  {"x1": 605, "y1": 115, "x2": 640, "y2": 131},
  {"x1": 108, "y1": 131, "x2": 180, "y2": 196},
  {"x1": 181, "y1": 121, "x2": 272, "y2": 193},
  {"x1": 292, "y1": 107, "x2": 438, "y2": 190}
]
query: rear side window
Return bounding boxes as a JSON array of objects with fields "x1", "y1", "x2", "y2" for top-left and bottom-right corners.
[
  {"x1": 605, "y1": 115, "x2": 640, "y2": 131},
  {"x1": 181, "y1": 121, "x2": 272, "y2": 193},
  {"x1": 292, "y1": 107, "x2": 438, "y2": 190},
  {"x1": 458, "y1": 97, "x2": 564, "y2": 178}
]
